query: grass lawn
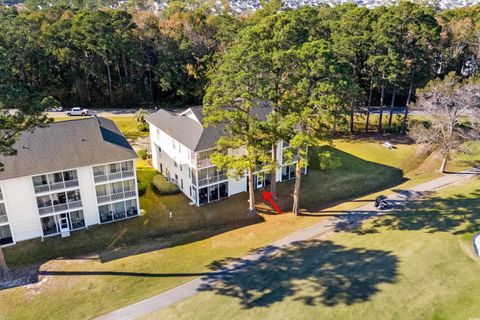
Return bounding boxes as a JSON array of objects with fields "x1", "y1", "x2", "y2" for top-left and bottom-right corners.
[
  {"x1": 54, "y1": 116, "x2": 149, "y2": 140},
  {"x1": 144, "y1": 177, "x2": 480, "y2": 320},
  {"x1": 0, "y1": 135, "x2": 477, "y2": 319}
]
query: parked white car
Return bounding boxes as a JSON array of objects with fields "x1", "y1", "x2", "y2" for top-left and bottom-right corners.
[{"x1": 66, "y1": 107, "x2": 91, "y2": 116}]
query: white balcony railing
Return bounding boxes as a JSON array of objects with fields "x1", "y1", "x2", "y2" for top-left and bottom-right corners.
[
  {"x1": 34, "y1": 179, "x2": 79, "y2": 194},
  {"x1": 198, "y1": 174, "x2": 228, "y2": 187},
  {"x1": 37, "y1": 200, "x2": 83, "y2": 216},
  {"x1": 96, "y1": 190, "x2": 137, "y2": 204},
  {"x1": 94, "y1": 170, "x2": 135, "y2": 184}
]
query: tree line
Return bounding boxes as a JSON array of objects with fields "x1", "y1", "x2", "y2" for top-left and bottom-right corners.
[
  {"x1": 0, "y1": 0, "x2": 479, "y2": 114},
  {"x1": 202, "y1": 1, "x2": 480, "y2": 215}
]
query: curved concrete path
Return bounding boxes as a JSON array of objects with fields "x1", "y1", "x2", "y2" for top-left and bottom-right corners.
[{"x1": 95, "y1": 170, "x2": 478, "y2": 320}]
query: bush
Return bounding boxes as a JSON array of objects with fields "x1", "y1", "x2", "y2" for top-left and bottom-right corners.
[
  {"x1": 137, "y1": 123, "x2": 149, "y2": 132},
  {"x1": 153, "y1": 174, "x2": 179, "y2": 195},
  {"x1": 137, "y1": 149, "x2": 148, "y2": 160},
  {"x1": 137, "y1": 180, "x2": 148, "y2": 196}
]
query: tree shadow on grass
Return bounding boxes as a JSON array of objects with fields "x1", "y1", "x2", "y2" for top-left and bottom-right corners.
[
  {"x1": 351, "y1": 189, "x2": 480, "y2": 236},
  {"x1": 199, "y1": 240, "x2": 398, "y2": 308},
  {"x1": 290, "y1": 146, "x2": 406, "y2": 213}
]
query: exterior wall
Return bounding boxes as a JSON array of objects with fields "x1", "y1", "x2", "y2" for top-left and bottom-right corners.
[
  {"x1": 228, "y1": 177, "x2": 246, "y2": 196},
  {"x1": 77, "y1": 166, "x2": 100, "y2": 226},
  {"x1": 148, "y1": 120, "x2": 305, "y2": 206},
  {"x1": 0, "y1": 158, "x2": 140, "y2": 246},
  {"x1": 149, "y1": 124, "x2": 196, "y2": 203},
  {"x1": 1, "y1": 176, "x2": 42, "y2": 242}
]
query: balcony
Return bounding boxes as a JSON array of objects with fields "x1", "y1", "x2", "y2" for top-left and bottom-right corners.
[
  {"x1": 34, "y1": 179, "x2": 79, "y2": 194},
  {"x1": 198, "y1": 174, "x2": 228, "y2": 187},
  {"x1": 0, "y1": 191, "x2": 3, "y2": 201},
  {"x1": 0, "y1": 215, "x2": 7, "y2": 224},
  {"x1": 96, "y1": 190, "x2": 137, "y2": 204},
  {"x1": 38, "y1": 200, "x2": 83, "y2": 216},
  {"x1": 94, "y1": 170, "x2": 135, "y2": 184}
]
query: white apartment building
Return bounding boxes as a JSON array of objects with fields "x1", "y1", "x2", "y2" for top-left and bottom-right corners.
[
  {"x1": 147, "y1": 106, "x2": 305, "y2": 206},
  {"x1": 0, "y1": 117, "x2": 140, "y2": 246}
]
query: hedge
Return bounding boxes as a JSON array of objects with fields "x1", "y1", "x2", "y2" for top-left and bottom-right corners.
[
  {"x1": 152, "y1": 174, "x2": 179, "y2": 195},
  {"x1": 137, "y1": 149, "x2": 148, "y2": 160}
]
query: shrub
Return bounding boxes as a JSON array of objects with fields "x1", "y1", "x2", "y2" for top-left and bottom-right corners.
[
  {"x1": 153, "y1": 174, "x2": 179, "y2": 195},
  {"x1": 137, "y1": 149, "x2": 148, "y2": 160},
  {"x1": 137, "y1": 123, "x2": 149, "y2": 132},
  {"x1": 137, "y1": 180, "x2": 148, "y2": 196}
]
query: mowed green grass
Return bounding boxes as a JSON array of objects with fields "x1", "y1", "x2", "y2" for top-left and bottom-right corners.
[
  {"x1": 54, "y1": 116, "x2": 149, "y2": 139},
  {"x1": 144, "y1": 177, "x2": 480, "y2": 320},
  {"x1": 0, "y1": 139, "x2": 426, "y2": 320}
]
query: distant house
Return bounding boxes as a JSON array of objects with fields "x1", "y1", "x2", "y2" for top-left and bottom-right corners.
[
  {"x1": 147, "y1": 106, "x2": 306, "y2": 206},
  {"x1": 0, "y1": 117, "x2": 140, "y2": 246}
]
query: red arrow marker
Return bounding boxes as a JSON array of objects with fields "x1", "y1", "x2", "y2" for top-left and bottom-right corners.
[{"x1": 262, "y1": 191, "x2": 282, "y2": 214}]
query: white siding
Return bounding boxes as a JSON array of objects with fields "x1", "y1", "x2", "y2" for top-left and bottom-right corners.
[
  {"x1": 229, "y1": 177, "x2": 246, "y2": 196},
  {"x1": 1, "y1": 177, "x2": 42, "y2": 241},
  {"x1": 77, "y1": 166, "x2": 99, "y2": 226}
]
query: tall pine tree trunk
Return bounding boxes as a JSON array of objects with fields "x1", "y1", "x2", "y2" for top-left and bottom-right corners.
[
  {"x1": 365, "y1": 78, "x2": 373, "y2": 133},
  {"x1": 270, "y1": 142, "x2": 277, "y2": 200},
  {"x1": 349, "y1": 99, "x2": 355, "y2": 134},
  {"x1": 388, "y1": 88, "x2": 396, "y2": 129},
  {"x1": 247, "y1": 169, "x2": 256, "y2": 214},
  {"x1": 106, "y1": 61, "x2": 113, "y2": 105},
  {"x1": 0, "y1": 247, "x2": 9, "y2": 279},
  {"x1": 378, "y1": 72, "x2": 385, "y2": 133},
  {"x1": 292, "y1": 148, "x2": 302, "y2": 216},
  {"x1": 402, "y1": 75, "x2": 414, "y2": 134}
]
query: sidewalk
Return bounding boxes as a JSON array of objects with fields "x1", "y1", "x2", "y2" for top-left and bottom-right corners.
[{"x1": 95, "y1": 170, "x2": 478, "y2": 320}]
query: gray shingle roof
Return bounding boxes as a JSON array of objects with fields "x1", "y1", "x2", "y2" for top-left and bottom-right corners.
[
  {"x1": 147, "y1": 106, "x2": 272, "y2": 152},
  {"x1": 0, "y1": 117, "x2": 137, "y2": 180}
]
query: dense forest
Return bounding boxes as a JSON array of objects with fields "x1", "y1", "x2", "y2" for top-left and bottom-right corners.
[{"x1": 0, "y1": 0, "x2": 479, "y2": 109}]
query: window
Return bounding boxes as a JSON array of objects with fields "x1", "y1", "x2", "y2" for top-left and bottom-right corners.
[
  {"x1": 37, "y1": 195, "x2": 52, "y2": 208},
  {"x1": 112, "y1": 181, "x2": 123, "y2": 194},
  {"x1": 70, "y1": 210, "x2": 85, "y2": 230},
  {"x1": 179, "y1": 144, "x2": 182, "y2": 153},
  {"x1": 179, "y1": 164, "x2": 182, "y2": 172},
  {"x1": 123, "y1": 179, "x2": 135, "y2": 192},
  {"x1": 158, "y1": 146, "x2": 162, "y2": 153},
  {"x1": 174, "y1": 159, "x2": 178, "y2": 168},
  {"x1": 93, "y1": 165, "x2": 106, "y2": 176},
  {"x1": 109, "y1": 163, "x2": 121, "y2": 173},
  {"x1": 67, "y1": 190, "x2": 81, "y2": 202},
  {"x1": 181, "y1": 179, "x2": 184, "y2": 189},
  {"x1": 121, "y1": 161, "x2": 133, "y2": 172},
  {"x1": 99, "y1": 204, "x2": 112, "y2": 223},
  {"x1": 189, "y1": 186, "x2": 192, "y2": 196},
  {"x1": 32, "y1": 175, "x2": 48, "y2": 186},
  {"x1": 41, "y1": 216, "x2": 58, "y2": 236},
  {"x1": 63, "y1": 170, "x2": 77, "y2": 181},
  {"x1": 96, "y1": 184, "x2": 108, "y2": 197},
  {"x1": 188, "y1": 168, "x2": 191, "y2": 178},
  {"x1": 175, "y1": 174, "x2": 178, "y2": 183},
  {"x1": 159, "y1": 163, "x2": 163, "y2": 174},
  {"x1": 0, "y1": 225, "x2": 13, "y2": 245},
  {"x1": 172, "y1": 139, "x2": 176, "y2": 149}
]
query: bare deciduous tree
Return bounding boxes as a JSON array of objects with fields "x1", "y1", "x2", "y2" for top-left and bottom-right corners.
[{"x1": 409, "y1": 73, "x2": 480, "y2": 173}]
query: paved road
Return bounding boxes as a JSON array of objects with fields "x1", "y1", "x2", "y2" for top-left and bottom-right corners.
[{"x1": 95, "y1": 170, "x2": 479, "y2": 320}]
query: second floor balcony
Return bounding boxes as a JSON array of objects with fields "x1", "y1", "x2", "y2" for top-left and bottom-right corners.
[
  {"x1": 93, "y1": 160, "x2": 135, "y2": 184},
  {"x1": 198, "y1": 173, "x2": 228, "y2": 187},
  {"x1": 37, "y1": 200, "x2": 83, "y2": 216},
  {"x1": 97, "y1": 190, "x2": 137, "y2": 204},
  {"x1": 32, "y1": 169, "x2": 79, "y2": 194}
]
